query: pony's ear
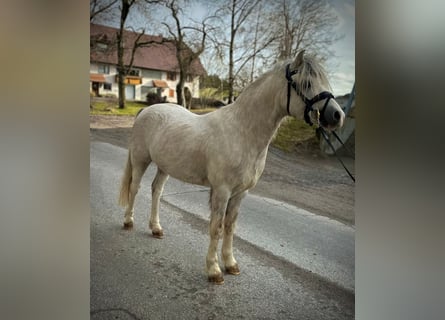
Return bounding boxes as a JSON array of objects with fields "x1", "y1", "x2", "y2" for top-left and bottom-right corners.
[{"x1": 291, "y1": 50, "x2": 305, "y2": 69}]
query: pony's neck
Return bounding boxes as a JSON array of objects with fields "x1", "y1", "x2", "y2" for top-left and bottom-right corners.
[{"x1": 228, "y1": 69, "x2": 291, "y2": 151}]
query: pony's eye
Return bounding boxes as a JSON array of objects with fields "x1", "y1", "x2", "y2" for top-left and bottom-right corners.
[{"x1": 302, "y1": 81, "x2": 311, "y2": 89}]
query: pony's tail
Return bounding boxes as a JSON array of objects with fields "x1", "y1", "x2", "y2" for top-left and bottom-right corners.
[{"x1": 119, "y1": 152, "x2": 132, "y2": 207}]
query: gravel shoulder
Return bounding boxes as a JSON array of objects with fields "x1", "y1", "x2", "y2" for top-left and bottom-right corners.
[{"x1": 90, "y1": 115, "x2": 355, "y2": 225}]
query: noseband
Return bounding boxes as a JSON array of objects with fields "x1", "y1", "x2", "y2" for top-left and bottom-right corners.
[{"x1": 285, "y1": 64, "x2": 334, "y2": 126}]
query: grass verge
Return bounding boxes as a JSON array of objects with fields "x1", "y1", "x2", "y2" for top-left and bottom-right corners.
[
  {"x1": 90, "y1": 99, "x2": 146, "y2": 116},
  {"x1": 272, "y1": 117, "x2": 318, "y2": 153},
  {"x1": 90, "y1": 99, "x2": 217, "y2": 116}
]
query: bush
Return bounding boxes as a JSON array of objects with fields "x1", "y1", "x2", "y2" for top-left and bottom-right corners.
[
  {"x1": 146, "y1": 92, "x2": 166, "y2": 106},
  {"x1": 191, "y1": 97, "x2": 225, "y2": 109}
]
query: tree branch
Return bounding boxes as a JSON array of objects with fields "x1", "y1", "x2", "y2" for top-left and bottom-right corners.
[{"x1": 90, "y1": 0, "x2": 118, "y2": 21}]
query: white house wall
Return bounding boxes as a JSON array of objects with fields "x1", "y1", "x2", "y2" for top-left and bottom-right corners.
[{"x1": 90, "y1": 62, "x2": 200, "y2": 102}]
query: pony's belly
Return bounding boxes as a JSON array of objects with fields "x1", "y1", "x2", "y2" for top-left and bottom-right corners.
[
  {"x1": 173, "y1": 173, "x2": 210, "y2": 187},
  {"x1": 157, "y1": 163, "x2": 210, "y2": 187},
  {"x1": 172, "y1": 175, "x2": 210, "y2": 187}
]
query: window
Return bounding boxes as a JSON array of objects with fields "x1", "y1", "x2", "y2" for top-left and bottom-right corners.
[
  {"x1": 98, "y1": 64, "x2": 110, "y2": 74},
  {"x1": 128, "y1": 69, "x2": 140, "y2": 77},
  {"x1": 169, "y1": 89, "x2": 175, "y2": 97},
  {"x1": 141, "y1": 69, "x2": 162, "y2": 79},
  {"x1": 167, "y1": 72, "x2": 177, "y2": 81},
  {"x1": 186, "y1": 74, "x2": 193, "y2": 82},
  {"x1": 104, "y1": 83, "x2": 112, "y2": 90}
]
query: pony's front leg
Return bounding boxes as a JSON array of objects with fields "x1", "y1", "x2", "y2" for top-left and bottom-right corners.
[
  {"x1": 222, "y1": 191, "x2": 247, "y2": 275},
  {"x1": 206, "y1": 187, "x2": 230, "y2": 284},
  {"x1": 149, "y1": 168, "x2": 169, "y2": 238}
]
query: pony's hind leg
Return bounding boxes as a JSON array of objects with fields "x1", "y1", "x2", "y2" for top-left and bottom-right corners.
[
  {"x1": 149, "y1": 168, "x2": 169, "y2": 238},
  {"x1": 123, "y1": 158, "x2": 149, "y2": 229},
  {"x1": 206, "y1": 187, "x2": 231, "y2": 284},
  {"x1": 222, "y1": 191, "x2": 247, "y2": 275}
]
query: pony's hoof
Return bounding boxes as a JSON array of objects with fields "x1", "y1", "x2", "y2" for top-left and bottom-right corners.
[
  {"x1": 152, "y1": 229, "x2": 164, "y2": 239},
  {"x1": 123, "y1": 222, "x2": 133, "y2": 230},
  {"x1": 208, "y1": 273, "x2": 224, "y2": 285},
  {"x1": 225, "y1": 264, "x2": 240, "y2": 275}
]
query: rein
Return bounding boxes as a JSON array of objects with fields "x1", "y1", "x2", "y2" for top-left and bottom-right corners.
[
  {"x1": 317, "y1": 127, "x2": 355, "y2": 182},
  {"x1": 285, "y1": 63, "x2": 355, "y2": 183}
]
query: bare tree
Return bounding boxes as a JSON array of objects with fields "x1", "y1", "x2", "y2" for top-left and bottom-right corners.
[
  {"x1": 159, "y1": 0, "x2": 210, "y2": 109},
  {"x1": 271, "y1": 0, "x2": 343, "y2": 63},
  {"x1": 232, "y1": 3, "x2": 278, "y2": 88},
  {"x1": 91, "y1": 0, "x2": 164, "y2": 109},
  {"x1": 249, "y1": 4, "x2": 262, "y2": 83},
  {"x1": 115, "y1": 0, "x2": 137, "y2": 108},
  {"x1": 204, "y1": 0, "x2": 342, "y2": 100},
  {"x1": 115, "y1": 0, "x2": 166, "y2": 109},
  {"x1": 210, "y1": 0, "x2": 277, "y2": 103},
  {"x1": 226, "y1": 0, "x2": 258, "y2": 103}
]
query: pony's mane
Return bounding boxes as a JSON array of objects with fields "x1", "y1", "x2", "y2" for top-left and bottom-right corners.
[
  {"x1": 283, "y1": 54, "x2": 331, "y2": 95},
  {"x1": 235, "y1": 54, "x2": 331, "y2": 104}
]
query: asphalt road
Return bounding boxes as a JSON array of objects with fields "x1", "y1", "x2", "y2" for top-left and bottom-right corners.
[{"x1": 91, "y1": 141, "x2": 354, "y2": 319}]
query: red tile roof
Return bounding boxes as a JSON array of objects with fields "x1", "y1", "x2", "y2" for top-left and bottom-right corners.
[{"x1": 90, "y1": 23, "x2": 206, "y2": 76}]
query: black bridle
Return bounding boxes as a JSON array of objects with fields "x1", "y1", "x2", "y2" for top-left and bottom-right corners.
[
  {"x1": 285, "y1": 64, "x2": 334, "y2": 126},
  {"x1": 285, "y1": 63, "x2": 355, "y2": 183}
]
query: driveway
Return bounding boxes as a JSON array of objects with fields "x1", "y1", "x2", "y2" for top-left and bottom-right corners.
[{"x1": 90, "y1": 141, "x2": 354, "y2": 319}]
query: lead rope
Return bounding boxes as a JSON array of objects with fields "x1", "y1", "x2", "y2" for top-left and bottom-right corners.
[
  {"x1": 316, "y1": 112, "x2": 355, "y2": 182},
  {"x1": 331, "y1": 130, "x2": 355, "y2": 158}
]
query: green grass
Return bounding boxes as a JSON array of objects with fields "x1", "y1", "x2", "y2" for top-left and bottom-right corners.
[
  {"x1": 272, "y1": 117, "x2": 318, "y2": 152},
  {"x1": 90, "y1": 99, "x2": 217, "y2": 116},
  {"x1": 90, "y1": 99, "x2": 147, "y2": 116}
]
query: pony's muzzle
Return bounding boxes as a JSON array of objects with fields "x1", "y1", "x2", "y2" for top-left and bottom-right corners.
[{"x1": 322, "y1": 103, "x2": 345, "y2": 129}]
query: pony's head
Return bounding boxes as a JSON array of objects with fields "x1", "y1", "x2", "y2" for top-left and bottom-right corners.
[{"x1": 285, "y1": 51, "x2": 344, "y2": 131}]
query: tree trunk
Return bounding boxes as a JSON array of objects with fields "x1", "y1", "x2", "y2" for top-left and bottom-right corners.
[
  {"x1": 176, "y1": 61, "x2": 187, "y2": 108},
  {"x1": 117, "y1": 0, "x2": 131, "y2": 109},
  {"x1": 118, "y1": 71, "x2": 126, "y2": 109},
  {"x1": 250, "y1": 4, "x2": 261, "y2": 83},
  {"x1": 117, "y1": 30, "x2": 126, "y2": 109},
  {"x1": 176, "y1": 82, "x2": 184, "y2": 107},
  {"x1": 228, "y1": 0, "x2": 236, "y2": 104}
]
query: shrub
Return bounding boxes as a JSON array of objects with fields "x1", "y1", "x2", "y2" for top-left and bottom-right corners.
[{"x1": 146, "y1": 92, "x2": 165, "y2": 106}]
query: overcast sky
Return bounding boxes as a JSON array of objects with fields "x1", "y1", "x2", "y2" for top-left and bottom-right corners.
[
  {"x1": 121, "y1": 0, "x2": 355, "y2": 96},
  {"x1": 185, "y1": 0, "x2": 355, "y2": 96},
  {"x1": 329, "y1": 0, "x2": 355, "y2": 95}
]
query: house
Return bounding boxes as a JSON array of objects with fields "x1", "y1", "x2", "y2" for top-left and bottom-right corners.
[{"x1": 90, "y1": 23, "x2": 206, "y2": 102}]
